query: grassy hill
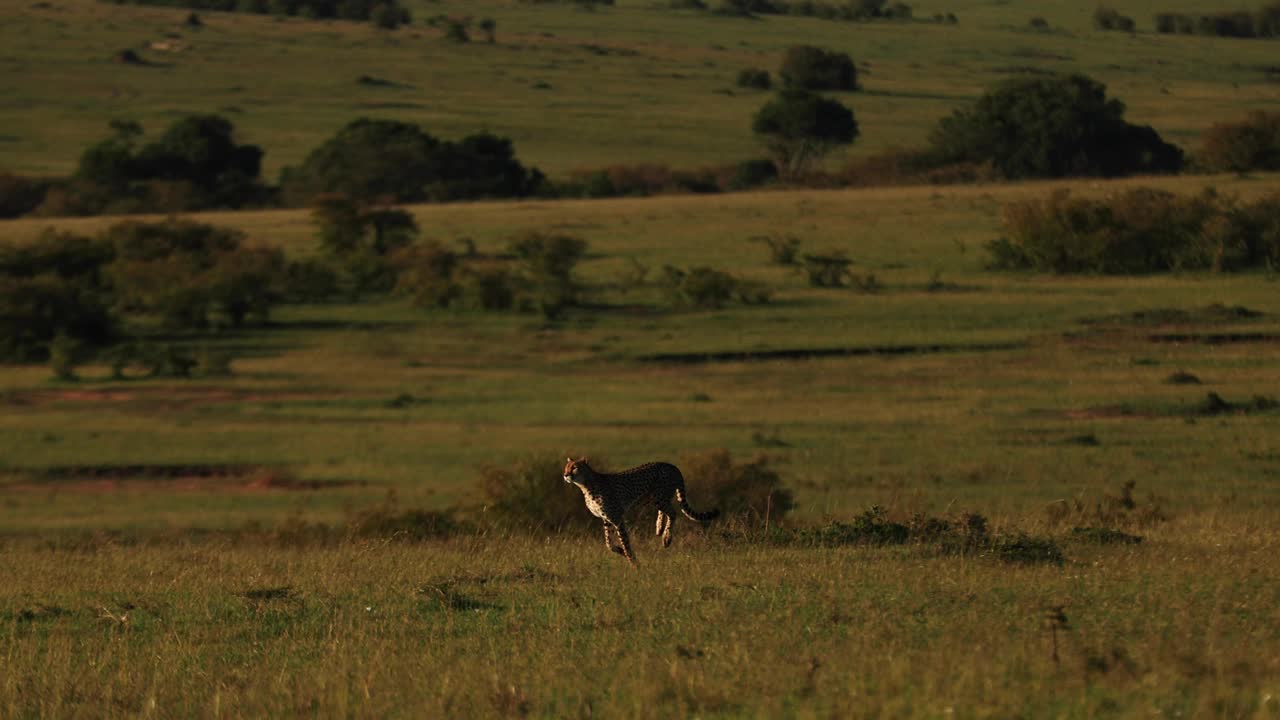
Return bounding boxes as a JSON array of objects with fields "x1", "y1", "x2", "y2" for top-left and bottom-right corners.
[{"x1": 2, "y1": 0, "x2": 1279, "y2": 178}]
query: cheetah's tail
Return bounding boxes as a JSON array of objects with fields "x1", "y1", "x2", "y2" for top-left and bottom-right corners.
[{"x1": 675, "y1": 488, "x2": 719, "y2": 523}]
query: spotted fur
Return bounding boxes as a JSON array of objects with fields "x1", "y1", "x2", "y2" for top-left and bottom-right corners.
[{"x1": 563, "y1": 457, "x2": 719, "y2": 566}]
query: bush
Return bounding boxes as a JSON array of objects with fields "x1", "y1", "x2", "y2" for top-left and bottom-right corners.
[
  {"x1": 285, "y1": 259, "x2": 341, "y2": 302},
  {"x1": 280, "y1": 119, "x2": 544, "y2": 205},
  {"x1": 105, "y1": 219, "x2": 285, "y2": 329},
  {"x1": 1152, "y1": 4, "x2": 1280, "y2": 37},
  {"x1": 677, "y1": 449, "x2": 794, "y2": 525},
  {"x1": 67, "y1": 115, "x2": 270, "y2": 215},
  {"x1": 508, "y1": 231, "x2": 588, "y2": 319},
  {"x1": 779, "y1": 45, "x2": 858, "y2": 91},
  {"x1": 727, "y1": 158, "x2": 779, "y2": 190},
  {"x1": 928, "y1": 73, "x2": 1183, "y2": 179},
  {"x1": 0, "y1": 173, "x2": 50, "y2": 219},
  {"x1": 393, "y1": 240, "x2": 461, "y2": 308},
  {"x1": 751, "y1": 234, "x2": 801, "y2": 265},
  {"x1": 1198, "y1": 110, "x2": 1280, "y2": 172},
  {"x1": 1093, "y1": 6, "x2": 1135, "y2": 31},
  {"x1": 455, "y1": 263, "x2": 517, "y2": 311},
  {"x1": 988, "y1": 188, "x2": 1280, "y2": 274},
  {"x1": 0, "y1": 231, "x2": 116, "y2": 361},
  {"x1": 311, "y1": 194, "x2": 419, "y2": 296},
  {"x1": 801, "y1": 252, "x2": 853, "y2": 286},
  {"x1": 478, "y1": 454, "x2": 596, "y2": 532},
  {"x1": 662, "y1": 265, "x2": 768, "y2": 309},
  {"x1": 736, "y1": 68, "x2": 772, "y2": 90}
]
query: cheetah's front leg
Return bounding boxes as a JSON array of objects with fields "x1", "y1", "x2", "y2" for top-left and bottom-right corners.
[{"x1": 610, "y1": 521, "x2": 637, "y2": 567}]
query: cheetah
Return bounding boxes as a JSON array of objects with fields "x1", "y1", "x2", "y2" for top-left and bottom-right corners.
[{"x1": 563, "y1": 457, "x2": 719, "y2": 566}]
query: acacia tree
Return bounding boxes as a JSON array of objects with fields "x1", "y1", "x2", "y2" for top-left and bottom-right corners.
[{"x1": 751, "y1": 89, "x2": 859, "y2": 178}]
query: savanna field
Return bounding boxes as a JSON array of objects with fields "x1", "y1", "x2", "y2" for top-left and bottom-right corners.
[{"x1": 3, "y1": 0, "x2": 1280, "y2": 717}]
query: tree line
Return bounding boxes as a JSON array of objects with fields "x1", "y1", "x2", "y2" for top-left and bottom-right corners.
[
  {"x1": 4, "y1": 50, "x2": 1278, "y2": 220},
  {"x1": 99, "y1": 0, "x2": 413, "y2": 29}
]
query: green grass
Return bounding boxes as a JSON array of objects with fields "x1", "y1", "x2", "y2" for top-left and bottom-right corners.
[
  {"x1": 4, "y1": 177, "x2": 1280, "y2": 716},
  {"x1": 2, "y1": 533, "x2": 1278, "y2": 717},
  {"x1": 4, "y1": 1, "x2": 1280, "y2": 713},
  {"x1": 2, "y1": 0, "x2": 1279, "y2": 178}
]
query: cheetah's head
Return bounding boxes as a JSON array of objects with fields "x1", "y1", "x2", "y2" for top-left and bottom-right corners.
[{"x1": 563, "y1": 457, "x2": 591, "y2": 484}]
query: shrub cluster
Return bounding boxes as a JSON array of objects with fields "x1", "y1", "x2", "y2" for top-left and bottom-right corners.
[
  {"x1": 5, "y1": 116, "x2": 547, "y2": 219},
  {"x1": 1154, "y1": 2, "x2": 1280, "y2": 37},
  {"x1": 928, "y1": 73, "x2": 1183, "y2": 179},
  {"x1": 98, "y1": 0, "x2": 412, "y2": 29},
  {"x1": 41, "y1": 116, "x2": 271, "y2": 216},
  {"x1": 1197, "y1": 110, "x2": 1280, "y2": 172},
  {"x1": 661, "y1": 265, "x2": 772, "y2": 308},
  {"x1": 1, "y1": 219, "x2": 285, "y2": 362},
  {"x1": 393, "y1": 230, "x2": 588, "y2": 319},
  {"x1": 281, "y1": 119, "x2": 546, "y2": 206},
  {"x1": 736, "y1": 68, "x2": 772, "y2": 90},
  {"x1": 710, "y1": 0, "x2": 915, "y2": 21},
  {"x1": 563, "y1": 164, "x2": 723, "y2": 198},
  {"x1": 1093, "y1": 6, "x2": 1136, "y2": 31},
  {"x1": 988, "y1": 188, "x2": 1280, "y2": 273},
  {"x1": 309, "y1": 193, "x2": 419, "y2": 296},
  {"x1": 779, "y1": 45, "x2": 859, "y2": 91},
  {"x1": 782, "y1": 507, "x2": 1065, "y2": 565}
]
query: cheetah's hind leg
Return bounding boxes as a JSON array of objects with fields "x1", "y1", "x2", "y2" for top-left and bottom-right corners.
[{"x1": 655, "y1": 505, "x2": 674, "y2": 548}]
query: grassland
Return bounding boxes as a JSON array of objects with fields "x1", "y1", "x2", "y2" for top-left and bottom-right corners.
[
  {"x1": 5, "y1": 0, "x2": 1280, "y2": 715},
  {"x1": 2, "y1": 0, "x2": 1280, "y2": 178},
  {"x1": 4, "y1": 172, "x2": 1280, "y2": 715}
]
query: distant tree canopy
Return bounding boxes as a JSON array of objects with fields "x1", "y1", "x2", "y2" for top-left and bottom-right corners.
[
  {"x1": 927, "y1": 74, "x2": 1184, "y2": 179},
  {"x1": 752, "y1": 89, "x2": 859, "y2": 177},
  {"x1": 1155, "y1": 2, "x2": 1280, "y2": 38},
  {"x1": 279, "y1": 119, "x2": 546, "y2": 205},
  {"x1": 98, "y1": 0, "x2": 412, "y2": 28},
  {"x1": 779, "y1": 46, "x2": 858, "y2": 92},
  {"x1": 59, "y1": 115, "x2": 270, "y2": 214}
]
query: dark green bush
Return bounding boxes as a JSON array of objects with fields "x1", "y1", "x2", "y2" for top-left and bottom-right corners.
[
  {"x1": 779, "y1": 45, "x2": 858, "y2": 91},
  {"x1": 0, "y1": 232, "x2": 116, "y2": 361},
  {"x1": 736, "y1": 68, "x2": 772, "y2": 90},
  {"x1": 281, "y1": 120, "x2": 544, "y2": 205},
  {"x1": 1093, "y1": 6, "x2": 1135, "y2": 31},
  {"x1": 662, "y1": 266, "x2": 756, "y2": 309},
  {"x1": 99, "y1": 0, "x2": 413, "y2": 27},
  {"x1": 0, "y1": 173, "x2": 50, "y2": 219},
  {"x1": 65, "y1": 115, "x2": 270, "y2": 215},
  {"x1": 727, "y1": 158, "x2": 779, "y2": 190},
  {"x1": 928, "y1": 74, "x2": 1183, "y2": 179}
]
